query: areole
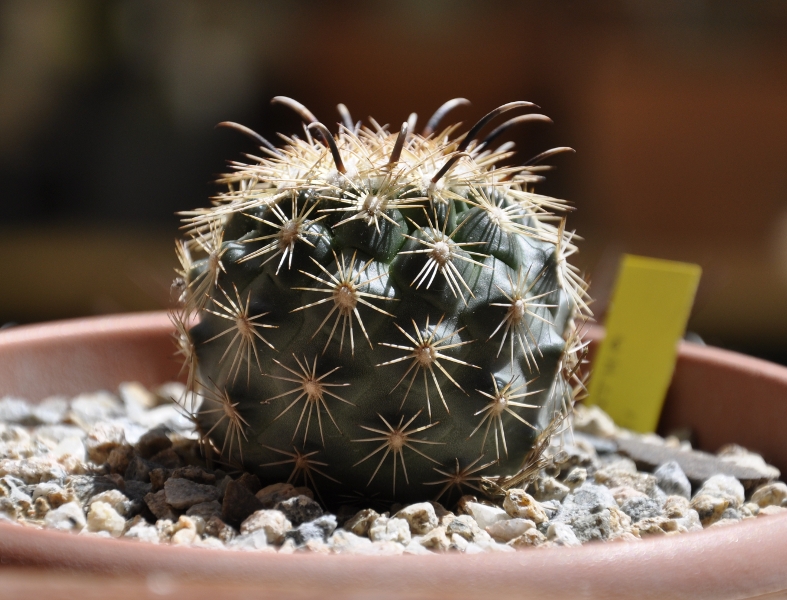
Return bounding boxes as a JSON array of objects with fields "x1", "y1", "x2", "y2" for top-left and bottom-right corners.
[{"x1": 1, "y1": 311, "x2": 786, "y2": 599}]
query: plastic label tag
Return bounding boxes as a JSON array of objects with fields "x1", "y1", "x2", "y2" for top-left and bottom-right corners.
[{"x1": 586, "y1": 254, "x2": 702, "y2": 433}]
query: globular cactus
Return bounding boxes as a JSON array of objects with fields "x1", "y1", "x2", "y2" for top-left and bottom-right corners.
[{"x1": 172, "y1": 97, "x2": 590, "y2": 506}]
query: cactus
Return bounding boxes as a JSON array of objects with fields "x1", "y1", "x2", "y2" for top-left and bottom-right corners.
[{"x1": 172, "y1": 97, "x2": 590, "y2": 506}]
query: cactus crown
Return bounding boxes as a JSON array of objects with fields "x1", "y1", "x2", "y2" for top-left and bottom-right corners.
[{"x1": 173, "y1": 97, "x2": 590, "y2": 506}]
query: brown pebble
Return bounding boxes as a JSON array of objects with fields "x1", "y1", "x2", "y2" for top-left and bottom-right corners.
[{"x1": 222, "y1": 478, "x2": 263, "y2": 526}]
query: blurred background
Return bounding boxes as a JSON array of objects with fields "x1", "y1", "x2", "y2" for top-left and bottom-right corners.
[{"x1": 1, "y1": 0, "x2": 786, "y2": 363}]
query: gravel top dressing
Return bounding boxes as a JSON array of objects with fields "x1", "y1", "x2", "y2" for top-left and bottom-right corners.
[{"x1": 1, "y1": 382, "x2": 784, "y2": 555}]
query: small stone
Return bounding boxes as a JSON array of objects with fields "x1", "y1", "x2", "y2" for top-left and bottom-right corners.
[
  {"x1": 369, "y1": 516, "x2": 411, "y2": 544},
  {"x1": 532, "y1": 477, "x2": 570, "y2": 502},
  {"x1": 572, "y1": 404, "x2": 617, "y2": 438},
  {"x1": 164, "y1": 478, "x2": 219, "y2": 510},
  {"x1": 124, "y1": 518, "x2": 159, "y2": 543},
  {"x1": 751, "y1": 482, "x2": 787, "y2": 508},
  {"x1": 403, "y1": 539, "x2": 433, "y2": 555},
  {"x1": 256, "y1": 482, "x2": 297, "y2": 508},
  {"x1": 486, "y1": 518, "x2": 535, "y2": 542},
  {"x1": 44, "y1": 501, "x2": 86, "y2": 531},
  {"x1": 286, "y1": 514, "x2": 337, "y2": 545},
  {"x1": 89, "y1": 489, "x2": 131, "y2": 516},
  {"x1": 54, "y1": 436, "x2": 86, "y2": 463},
  {"x1": 0, "y1": 397, "x2": 33, "y2": 424},
  {"x1": 717, "y1": 444, "x2": 781, "y2": 481},
  {"x1": 551, "y1": 445, "x2": 597, "y2": 473},
  {"x1": 32, "y1": 482, "x2": 71, "y2": 509},
  {"x1": 594, "y1": 464, "x2": 664, "y2": 501},
  {"x1": 464, "y1": 502, "x2": 510, "y2": 529},
  {"x1": 230, "y1": 529, "x2": 270, "y2": 551},
  {"x1": 508, "y1": 528, "x2": 547, "y2": 547},
  {"x1": 222, "y1": 479, "x2": 264, "y2": 526},
  {"x1": 547, "y1": 522, "x2": 581, "y2": 546},
  {"x1": 172, "y1": 465, "x2": 215, "y2": 485},
  {"x1": 620, "y1": 496, "x2": 661, "y2": 523},
  {"x1": 690, "y1": 494, "x2": 728, "y2": 526},
  {"x1": 144, "y1": 490, "x2": 177, "y2": 521},
  {"x1": 758, "y1": 505, "x2": 787, "y2": 517},
  {"x1": 119, "y1": 381, "x2": 158, "y2": 413},
  {"x1": 394, "y1": 502, "x2": 438, "y2": 534},
  {"x1": 235, "y1": 473, "x2": 262, "y2": 494},
  {"x1": 662, "y1": 495, "x2": 691, "y2": 518},
  {"x1": 186, "y1": 500, "x2": 222, "y2": 521},
  {"x1": 654, "y1": 461, "x2": 692, "y2": 499},
  {"x1": 503, "y1": 489, "x2": 547, "y2": 524},
  {"x1": 85, "y1": 423, "x2": 126, "y2": 464},
  {"x1": 205, "y1": 516, "x2": 235, "y2": 543},
  {"x1": 31, "y1": 397, "x2": 69, "y2": 425},
  {"x1": 107, "y1": 445, "x2": 135, "y2": 475},
  {"x1": 149, "y1": 448, "x2": 181, "y2": 469},
  {"x1": 445, "y1": 514, "x2": 481, "y2": 541},
  {"x1": 328, "y1": 529, "x2": 373, "y2": 553},
  {"x1": 155, "y1": 518, "x2": 175, "y2": 542},
  {"x1": 743, "y1": 502, "x2": 760, "y2": 516},
  {"x1": 343, "y1": 508, "x2": 380, "y2": 537},
  {"x1": 697, "y1": 474, "x2": 745, "y2": 508},
  {"x1": 241, "y1": 509, "x2": 292, "y2": 544},
  {"x1": 571, "y1": 510, "x2": 617, "y2": 542},
  {"x1": 274, "y1": 495, "x2": 322, "y2": 526},
  {"x1": 171, "y1": 527, "x2": 197, "y2": 545},
  {"x1": 124, "y1": 455, "x2": 153, "y2": 482},
  {"x1": 563, "y1": 467, "x2": 587, "y2": 491},
  {"x1": 135, "y1": 428, "x2": 172, "y2": 459},
  {"x1": 69, "y1": 391, "x2": 124, "y2": 430},
  {"x1": 610, "y1": 486, "x2": 648, "y2": 506},
  {"x1": 451, "y1": 532, "x2": 469, "y2": 552},
  {"x1": 86, "y1": 501, "x2": 126, "y2": 537},
  {"x1": 419, "y1": 525, "x2": 450, "y2": 551},
  {"x1": 149, "y1": 468, "x2": 171, "y2": 492}
]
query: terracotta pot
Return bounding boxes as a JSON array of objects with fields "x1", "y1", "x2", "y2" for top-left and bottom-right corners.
[{"x1": 1, "y1": 312, "x2": 786, "y2": 600}]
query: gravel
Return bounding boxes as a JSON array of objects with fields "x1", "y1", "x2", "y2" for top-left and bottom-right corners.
[{"x1": 0, "y1": 385, "x2": 784, "y2": 554}]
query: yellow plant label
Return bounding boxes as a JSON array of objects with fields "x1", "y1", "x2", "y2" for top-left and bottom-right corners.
[{"x1": 586, "y1": 255, "x2": 702, "y2": 433}]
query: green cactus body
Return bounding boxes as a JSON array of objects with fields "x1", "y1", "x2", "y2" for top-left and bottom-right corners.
[{"x1": 174, "y1": 98, "x2": 590, "y2": 506}]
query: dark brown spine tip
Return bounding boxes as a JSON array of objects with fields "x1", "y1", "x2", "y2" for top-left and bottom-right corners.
[
  {"x1": 456, "y1": 101, "x2": 537, "y2": 153},
  {"x1": 523, "y1": 147, "x2": 575, "y2": 167},
  {"x1": 337, "y1": 104, "x2": 353, "y2": 132},
  {"x1": 271, "y1": 96, "x2": 318, "y2": 124},
  {"x1": 422, "y1": 98, "x2": 471, "y2": 137},
  {"x1": 216, "y1": 122, "x2": 278, "y2": 152},
  {"x1": 480, "y1": 114, "x2": 553, "y2": 149},
  {"x1": 307, "y1": 122, "x2": 347, "y2": 174},
  {"x1": 430, "y1": 152, "x2": 470, "y2": 185},
  {"x1": 388, "y1": 122, "x2": 409, "y2": 166}
]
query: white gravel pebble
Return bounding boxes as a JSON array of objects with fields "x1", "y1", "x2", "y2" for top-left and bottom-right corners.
[
  {"x1": 369, "y1": 516, "x2": 411, "y2": 544},
  {"x1": 464, "y1": 502, "x2": 510, "y2": 529},
  {"x1": 503, "y1": 489, "x2": 547, "y2": 523},
  {"x1": 44, "y1": 501, "x2": 86, "y2": 531},
  {"x1": 241, "y1": 509, "x2": 292, "y2": 544},
  {"x1": 394, "y1": 502, "x2": 438, "y2": 534},
  {"x1": 87, "y1": 501, "x2": 126, "y2": 537},
  {"x1": 486, "y1": 518, "x2": 536, "y2": 542}
]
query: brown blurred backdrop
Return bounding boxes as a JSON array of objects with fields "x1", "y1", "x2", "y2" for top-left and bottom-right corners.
[{"x1": 1, "y1": 0, "x2": 786, "y2": 363}]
